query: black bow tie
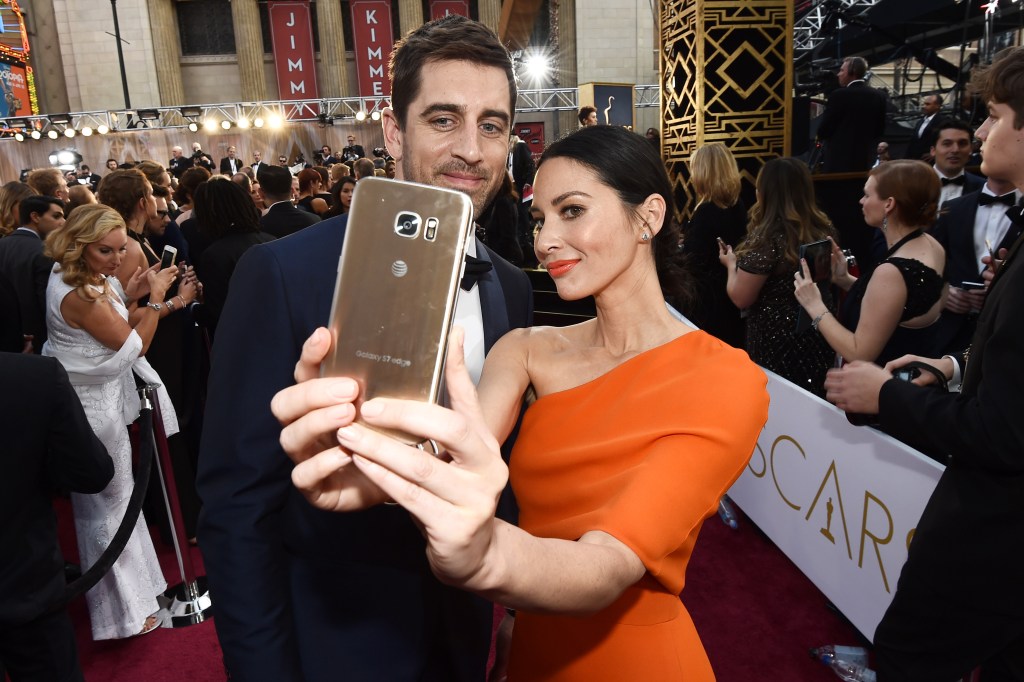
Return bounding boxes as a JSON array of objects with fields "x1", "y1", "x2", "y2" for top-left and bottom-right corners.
[
  {"x1": 941, "y1": 176, "x2": 966, "y2": 187},
  {"x1": 978, "y1": 192, "x2": 1016, "y2": 207},
  {"x1": 460, "y1": 254, "x2": 493, "y2": 291}
]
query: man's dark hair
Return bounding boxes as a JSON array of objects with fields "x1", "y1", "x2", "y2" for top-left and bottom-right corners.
[
  {"x1": 388, "y1": 15, "x2": 517, "y2": 129},
  {"x1": 151, "y1": 184, "x2": 171, "y2": 200},
  {"x1": 971, "y1": 46, "x2": 1024, "y2": 129},
  {"x1": 844, "y1": 56, "x2": 868, "y2": 80},
  {"x1": 106, "y1": 158, "x2": 117, "y2": 166},
  {"x1": 260, "y1": 165, "x2": 294, "y2": 200},
  {"x1": 353, "y1": 158, "x2": 376, "y2": 179},
  {"x1": 932, "y1": 118, "x2": 973, "y2": 146},
  {"x1": 193, "y1": 177, "x2": 261, "y2": 240},
  {"x1": 578, "y1": 106, "x2": 596, "y2": 125},
  {"x1": 80, "y1": 165, "x2": 91, "y2": 173},
  {"x1": 19, "y1": 195, "x2": 63, "y2": 226}
]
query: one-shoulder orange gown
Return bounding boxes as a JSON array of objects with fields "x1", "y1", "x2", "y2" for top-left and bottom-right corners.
[{"x1": 506, "y1": 331, "x2": 769, "y2": 681}]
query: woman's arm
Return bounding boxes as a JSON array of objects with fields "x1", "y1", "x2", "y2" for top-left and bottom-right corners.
[
  {"x1": 718, "y1": 242, "x2": 768, "y2": 309},
  {"x1": 794, "y1": 261, "x2": 905, "y2": 362}
]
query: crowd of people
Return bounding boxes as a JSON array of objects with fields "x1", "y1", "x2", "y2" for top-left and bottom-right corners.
[{"x1": 2, "y1": 13, "x2": 1024, "y2": 682}]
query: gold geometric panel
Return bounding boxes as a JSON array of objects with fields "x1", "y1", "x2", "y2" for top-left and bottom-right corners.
[{"x1": 661, "y1": 0, "x2": 793, "y2": 223}]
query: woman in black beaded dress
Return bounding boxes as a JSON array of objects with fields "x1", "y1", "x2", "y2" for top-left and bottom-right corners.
[
  {"x1": 793, "y1": 160, "x2": 945, "y2": 366},
  {"x1": 718, "y1": 158, "x2": 836, "y2": 396}
]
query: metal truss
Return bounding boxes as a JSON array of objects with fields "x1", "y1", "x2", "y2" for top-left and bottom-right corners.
[{"x1": 794, "y1": 0, "x2": 882, "y2": 57}]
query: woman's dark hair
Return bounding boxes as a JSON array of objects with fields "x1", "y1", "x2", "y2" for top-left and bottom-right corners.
[
  {"x1": 869, "y1": 160, "x2": 940, "y2": 228},
  {"x1": 538, "y1": 125, "x2": 691, "y2": 306},
  {"x1": 297, "y1": 168, "x2": 321, "y2": 194},
  {"x1": 193, "y1": 176, "x2": 261, "y2": 240},
  {"x1": 325, "y1": 177, "x2": 357, "y2": 218},
  {"x1": 737, "y1": 157, "x2": 833, "y2": 269},
  {"x1": 174, "y1": 166, "x2": 211, "y2": 206}
]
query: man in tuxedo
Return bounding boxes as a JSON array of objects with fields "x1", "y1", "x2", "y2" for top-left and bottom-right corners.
[
  {"x1": 168, "y1": 146, "x2": 193, "y2": 179},
  {"x1": 823, "y1": 46, "x2": 1024, "y2": 680},
  {"x1": 219, "y1": 145, "x2": 241, "y2": 176},
  {"x1": 905, "y1": 94, "x2": 948, "y2": 161},
  {"x1": 0, "y1": 195, "x2": 65, "y2": 354},
  {"x1": 191, "y1": 142, "x2": 215, "y2": 172},
  {"x1": 816, "y1": 56, "x2": 888, "y2": 173},
  {"x1": 929, "y1": 175, "x2": 1021, "y2": 355},
  {"x1": 197, "y1": 16, "x2": 532, "y2": 682},
  {"x1": 931, "y1": 119, "x2": 984, "y2": 204},
  {"x1": 341, "y1": 134, "x2": 365, "y2": 164},
  {"x1": 249, "y1": 150, "x2": 269, "y2": 182},
  {"x1": 257, "y1": 166, "x2": 320, "y2": 238},
  {"x1": 0, "y1": 353, "x2": 113, "y2": 681}
]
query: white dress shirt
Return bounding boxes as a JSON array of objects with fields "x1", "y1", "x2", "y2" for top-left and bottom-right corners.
[{"x1": 973, "y1": 187, "x2": 1021, "y2": 274}]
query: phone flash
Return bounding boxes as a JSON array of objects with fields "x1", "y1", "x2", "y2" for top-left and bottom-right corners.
[{"x1": 425, "y1": 217, "x2": 439, "y2": 241}]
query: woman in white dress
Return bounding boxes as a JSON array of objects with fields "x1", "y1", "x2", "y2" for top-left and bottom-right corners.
[{"x1": 42, "y1": 203, "x2": 179, "y2": 639}]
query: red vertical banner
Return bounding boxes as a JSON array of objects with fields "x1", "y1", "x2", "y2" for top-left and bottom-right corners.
[
  {"x1": 350, "y1": 0, "x2": 394, "y2": 98},
  {"x1": 268, "y1": 1, "x2": 319, "y2": 100},
  {"x1": 429, "y1": 1, "x2": 470, "y2": 20}
]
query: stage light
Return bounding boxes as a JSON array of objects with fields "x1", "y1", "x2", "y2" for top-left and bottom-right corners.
[
  {"x1": 96, "y1": 124, "x2": 109, "y2": 135},
  {"x1": 47, "y1": 130, "x2": 59, "y2": 140},
  {"x1": 355, "y1": 111, "x2": 367, "y2": 122},
  {"x1": 64, "y1": 128, "x2": 76, "y2": 138},
  {"x1": 220, "y1": 120, "x2": 232, "y2": 130},
  {"x1": 137, "y1": 109, "x2": 160, "y2": 121},
  {"x1": 371, "y1": 111, "x2": 381, "y2": 121},
  {"x1": 267, "y1": 114, "x2": 283, "y2": 129},
  {"x1": 81, "y1": 126, "x2": 93, "y2": 136},
  {"x1": 180, "y1": 106, "x2": 203, "y2": 118},
  {"x1": 48, "y1": 113, "x2": 73, "y2": 125},
  {"x1": 30, "y1": 130, "x2": 41, "y2": 140},
  {"x1": 203, "y1": 119, "x2": 218, "y2": 132},
  {"x1": 521, "y1": 49, "x2": 552, "y2": 83},
  {"x1": 253, "y1": 117, "x2": 265, "y2": 128},
  {"x1": 188, "y1": 122, "x2": 199, "y2": 132},
  {"x1": 14, "y1": 132, "x2": 24, "y2": 142},
  {"x1": 237, "y1": 117, "x2": 250, "y2": 129}
]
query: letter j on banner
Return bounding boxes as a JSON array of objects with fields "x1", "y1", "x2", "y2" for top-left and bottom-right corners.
[
  {"x1": 430, "y1": 1, "x2": 470, "y2": 20},
  {"x1": 268, "y1": 1, "x2": 319, "y2": 100},
  {"x1": 351, "y1": 0, "x2": 394, "y2": 98}
]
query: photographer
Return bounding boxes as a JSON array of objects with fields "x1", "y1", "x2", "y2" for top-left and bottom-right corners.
[{"x1": 190, "y1": 142, "x2": 215, "y2": 172}]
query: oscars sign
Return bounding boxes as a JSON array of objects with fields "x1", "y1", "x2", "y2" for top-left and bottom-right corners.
[{"x1": 727, "y1": 370, "x2": 944, "y2": 639}]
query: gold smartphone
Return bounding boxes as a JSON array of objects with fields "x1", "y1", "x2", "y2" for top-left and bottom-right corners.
[{"x1": 321, "y1": 177, "x2": 475, "y2": 448}]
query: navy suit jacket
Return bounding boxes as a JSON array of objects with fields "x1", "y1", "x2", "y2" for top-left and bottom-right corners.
[
  {"x1": 196, "y1": 214, "x2": 532, "y2": 682},
  {"x1": 817, "y1": 81, "x2": 888, "y2": 173},
  {"x1": 0, "y1": 230, "x2": 52, "y2": 353}
]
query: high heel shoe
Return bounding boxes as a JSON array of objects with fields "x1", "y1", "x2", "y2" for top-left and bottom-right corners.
[{"x1": 136, "y1": 613, "x2": 161, "y2": 636}]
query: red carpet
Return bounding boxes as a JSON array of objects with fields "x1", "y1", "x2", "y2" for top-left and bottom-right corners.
[{"x1": 53, "y1": 500, "x2": 865, "y2": 681}]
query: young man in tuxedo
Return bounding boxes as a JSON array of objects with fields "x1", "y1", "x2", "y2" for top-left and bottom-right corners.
[
  {"x1": 824, "y1": 46, "x2": 1024, "y2": 681},
  {"x1": 197, "y1": 16, "x2": 532, "y2": 682},
  {"x1": 931, "y1": 119, "x2": 985, "y2": 204}
]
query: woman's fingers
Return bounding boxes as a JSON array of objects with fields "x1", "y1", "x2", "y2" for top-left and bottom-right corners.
[
  {"x1": 295, "y1": 327, "x2": 333, "y2": 383},
  {"x1": 271, "y1": 375, "x2": 359, "y2": 426},
  {"x1": 278, "y1": 401, "x2": 357, "y2": 463}
]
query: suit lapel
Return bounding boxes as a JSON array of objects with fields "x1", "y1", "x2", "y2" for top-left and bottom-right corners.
[{"x1": 474, "y1": 239, "x2": 509, "y2": 353}]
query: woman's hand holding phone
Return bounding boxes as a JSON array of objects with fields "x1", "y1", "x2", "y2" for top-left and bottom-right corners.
[{"x1": 272, "y1": 327, "x2": 390, "y2": 511}]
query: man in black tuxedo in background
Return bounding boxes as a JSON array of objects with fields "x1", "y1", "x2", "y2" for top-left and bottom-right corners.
[
  {"x1": 219, "y1": 145, "x2": 241, "y2": 176},
  {"x1": 197, "y1": 16, "x2": 532, "y2": 682},
  {"x1": 250, "y1": 150, "x2": 269, "y2": 182},
  {"x1": 823, "y1": 46, "x2": 1024, "y2": 680},
  {"x1": 168, "y1": 146, "x2": 193, "y2": 179},
  {"x1": 0, "y1": 195, "x2": 65, "y2": 354},
  {"x1": 905, "y1": 94, "x2": 948, "y2": 161},
  {"x1": 341, "y1": 134, "x2": 365, "y2": 164},
  {"x1": 816, "y1": 56, "x2": 888, "y2": 173},
  {"x1": 257, "y1": 165, "x2": 321, "y2": 239},
  {"x1": 929, "y1": 175, "x2": 1021, "y2": 355},
  {"x1": 931, "y1": 119, "x2": 985, "y2": 205},
  {"x1": 0, "y1": 352, "x2": 113, "y2": 681}
]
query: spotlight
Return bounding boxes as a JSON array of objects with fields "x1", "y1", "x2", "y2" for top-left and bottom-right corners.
[
  {"x1": 371, "y1": 111, "x2": 381, "y2": 121},
  {"x1": 221, "y1": 120, "x2": 232, "y2": 130},
  {"x1": 48, "y1": 113, "x2": 73, "y2": 125},
  {"x1": 30, "y1": 130, "x2": 41, "y2": 140},
  {"x1": 137, "y1": 108, "x2": 160, "y2": 121},
  {"x1": 203, "y1": 119, "x2": 218, "y2": 132},
  {"x1": 267, "y1": 114, "x2": 283, "y2": 129},
  {"x1": 47, "y1": 130, "x2": 59, "y2": 140},
  {"x1": 521, "y1": 50, "x2": 552, "y2": 82},
  {"x1": 96, "y1": 124, "x2": 109, "y2": 135},
  {"x1": 188, "y1": 122, "x2": 199, "y2": 132},
  {"x1": 237, "y1": 118, "x2": 250, "y2": 129},
  {"x1": 14, "y1": 132, "x2": 24, "y2": 142},
  {"x1": 6, "y1": 117, "x2": 29, "y2": 129},
  {"x1": 64, "y1": 128, "x2": 76, "y2": 138},
  {"x1": 81, "y1": 126, "x2": 93, "y2": 136},
  {"x1": 253, "y1": 117, "x2": 264, "y2": 128},
  {"x1": 355, "y1": 111, "x2": 367, "y2": 122},
  {"x1": 180, "y1": 106, "x2": 203, "y2": 118}
]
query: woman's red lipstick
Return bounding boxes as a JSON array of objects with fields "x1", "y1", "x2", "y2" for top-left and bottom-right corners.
[{"x1": 546, "y1": 260, "x2": 580, "y2": 278}]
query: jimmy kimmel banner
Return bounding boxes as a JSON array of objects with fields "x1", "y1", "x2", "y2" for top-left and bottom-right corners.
[
  {"x1": 727, "y1": 370, "x2": 944, "y2": 639},
  {"x1": 268, "y1": 1, "x2": 319, "y2": 100},
  {"x1": 430, "y1": 1, "x2": 470, "y2": 20},
  {"x1": 351, "y1": 0, "x2": 394, "y2": 98}
]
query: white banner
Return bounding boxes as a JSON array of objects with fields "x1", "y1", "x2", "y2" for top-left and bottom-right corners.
[{"x1": 727, "y1": 370, "x2": 945, "y2": 639}]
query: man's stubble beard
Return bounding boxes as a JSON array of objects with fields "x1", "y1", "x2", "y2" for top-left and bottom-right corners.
[{"x1": 399, "y1": 155, "x2": 498, "y2": 217}]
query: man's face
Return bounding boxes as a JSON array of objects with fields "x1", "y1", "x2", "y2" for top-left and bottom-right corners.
[
  {"x1": 106, "y1": 160, "x2": 118, "y2": 171},
  {"x1": 291, "y1": 177, "x2": 300, "y2": 201},
  {"x1": 321, "y1": 146, "x2": 330, "y2": 156},
  {"x1": 922, "y1": 96, "x2": 941, "y2": 117},
  {"x1": 33, "y1": 203, "x2": 65, "y2": 236},
  {"x1": 977, "y1": 101, "x2": 1024, "y2": 185},
  {"x1": 279, "y1": 156, "x2": 288, "y2": 165},
  {"x1": 172, "y1": 148, "x2": 182, "y2": 159},
  {"x1": 347, "y1": 136, "x2": 356, "y2": 146},
  {"x1": 228, "y1": 146, "x2": 237, "y2": 159},
  {"x1": 877, "y1": 141, "x2": 889, "y2": 157},
  {"x1": 54, "y1": 177, "x2": 69, "y2": 202},
  {"x1": 931, "y1": 128, "x2": 972, "y2": 176},
  {"x1": 382, "y1": 59, "x2": 512, "y2": 215},
  {"x1": 146, "y1": 197, "x2": 170, "y2": 236},
  {"x1": 254, "y1": 151, "x2": 262, "y2": 163},
  {"x1": 838, "y1": 61, "x2": 851, "y2": 87}
]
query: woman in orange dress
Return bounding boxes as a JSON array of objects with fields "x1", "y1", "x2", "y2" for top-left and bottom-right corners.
[{"x1": 275, "y1": 126, "x2": 769, "y2": 680}]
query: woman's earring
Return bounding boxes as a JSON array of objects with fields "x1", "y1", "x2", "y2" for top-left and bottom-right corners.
[
  {"x1": 641, "y1": 232, "x2": 650, "y2": 242},
  {"x1": 881, "y1": 214, "x2": 888, "y2": 232}
]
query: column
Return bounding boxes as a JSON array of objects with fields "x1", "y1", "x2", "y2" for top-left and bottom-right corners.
[
  {"x1": 317, "y1": 0, "x2": 349, "y2": 97},
  {"x1": 396, "y1": 0, "x2": 423, "y2": 38},
  {"x1": 147, "y1": 0, "x2": 185, "y2": 106},
  {"x1": 661, "y1": 0, "x2": 791, "y2": 222},
  {"x1": 556, "y1": 0, "x2": 578, "y2": 136},
  {"x1": 231, "y1": 0, "x2": 267, "y2": 101},
  {"x1": 478, "y1": 0, "x2": 501, "y2": 33}
]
